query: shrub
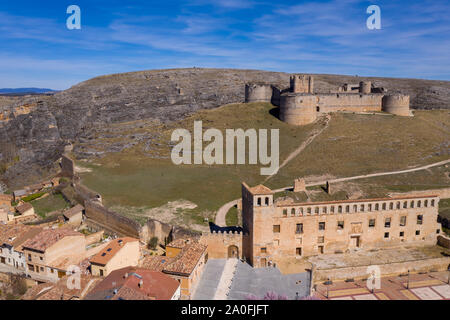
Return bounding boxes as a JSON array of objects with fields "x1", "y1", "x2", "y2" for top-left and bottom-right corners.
[
  {"x1": 22, "y1": 192, "x2": 46, "y2": 202},
  {"x1": 149, "y1": 237, "x2": 159, "y2": 250}
]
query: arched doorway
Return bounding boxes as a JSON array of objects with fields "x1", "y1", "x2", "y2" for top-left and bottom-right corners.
[{"x1": 228, "y1": 245, "x2": 239, "y2": 259}]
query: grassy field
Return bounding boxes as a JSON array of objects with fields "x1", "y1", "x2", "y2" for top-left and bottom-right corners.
[
  {"x1": 225, "y1": 206, "x2": 239, "y2": 226},
  {"x1": 78, "y1": 103, "x2": 449, "y2": 229},
  {"x1": 31, "y1": 193, "x2": 70, "y2": 218}
]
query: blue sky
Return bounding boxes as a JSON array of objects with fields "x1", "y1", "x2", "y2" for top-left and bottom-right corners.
[{"x1": 0, "y1": 0, "x2": 449, "y2": 89}]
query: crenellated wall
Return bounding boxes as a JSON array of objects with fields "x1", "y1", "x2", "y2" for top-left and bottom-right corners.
[
  {"x1": 245, "y1": 74, "x2": 411, "y2": 126},
  {"x1": 200, "y1": 230, "x2": 243, "y2": 259}
]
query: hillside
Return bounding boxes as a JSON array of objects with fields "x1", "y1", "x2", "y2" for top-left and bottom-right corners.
[
  {"x1": 0, "y1": 68, "x2": 449, "y2": 189},
  {"x1": 76, "y1": 103, "x2": 449, "y2": 231}
]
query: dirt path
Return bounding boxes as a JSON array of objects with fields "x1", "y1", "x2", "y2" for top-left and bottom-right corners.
[
  {"x1": 263, "y1": 114, "x2": 331, "y2": 184},
  {"x1": 215, "y1": 199, "x2": 239, "y2": 227},
  {"x1": 215, "y1": 158, "x2": 450, "y2": 226}
]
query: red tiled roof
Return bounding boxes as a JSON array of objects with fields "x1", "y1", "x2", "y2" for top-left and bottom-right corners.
[
  {"x1": 248, "y1": 184, "x2": 273, "y2": 195},
  {"x1": 145, "y1": 239, "x2": 207, "y2": 277},
  {"x1": 86, "y1": 267, "x2": 179, "y2": 300},
  {"x1": 90, "y1": 237, "x2": 139, "y2": 266},
  {"x1": 63, "y1": 204, "x2": 84, "y2": 219},
  {"x1": 22, "y1": 227, "x2": 83, "y2": 252},
  {"x1": 0, "y1": 223, "x2": 43, "y2": 249},
  {"x1": 16, "y1": 202, "x2": 33, "y2": 214}
]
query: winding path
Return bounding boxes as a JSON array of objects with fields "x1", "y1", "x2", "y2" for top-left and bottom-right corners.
[{"x1": 215, "y1": 158, "x2": 450, "y2": 227}]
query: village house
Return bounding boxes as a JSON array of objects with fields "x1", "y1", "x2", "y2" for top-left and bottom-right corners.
[
  {"x1": 22, "y1": 274, "x2": 102, "y2": 300},
  {"x1": 13, "y1": 189, "x2": 27, "y2": 202},
  {"x1": 90, "y1": 237, "x2": 140, "y2": 277},
  {"x1": 6, "y1": 202, "x2": 37, "y2": 224},
  {"x1": 142, "y1": 238, "x2": 207, "y2": 300},
  {"x1": 21, "y1": 227, "x2": 87, "y2": 282},
  {"x1": 0, "y1": 194, "x2": 13, "y2": 211},
  {"x1": 0, "y1": 223, "x2": 43, "y2": 272},
  {"x1": 62, "y1": 204, "x2": 84, "y2": 227},
  {"x1": 0, "y1": 205, "x2": 10, "y2": 223},
  {"x1": 84, "y1": 266, "x2": 181, "y2": 300}
]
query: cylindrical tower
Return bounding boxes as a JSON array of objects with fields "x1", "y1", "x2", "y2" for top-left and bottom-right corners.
[
  {"x1": 359, "y1": 81, "x2": 372, "y2": 94},
  {"x1": 382, "y1": 94, "x2": 410, "y2": 116},
  {"x1": 245, "y1": 83, "x2": 273, "y2": 103},
  {"x1": 280, "y1": 94, "x2": 317, "y2": 125}
]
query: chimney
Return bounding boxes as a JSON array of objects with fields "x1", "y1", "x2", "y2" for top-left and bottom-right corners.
[{"x1": 139, "y1": 280, "x2": 143, "y2": 289}]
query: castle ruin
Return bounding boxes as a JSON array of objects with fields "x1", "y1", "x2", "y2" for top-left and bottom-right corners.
[{"x1": 245, "y1": 74, "x2": 411, "y2": 125}]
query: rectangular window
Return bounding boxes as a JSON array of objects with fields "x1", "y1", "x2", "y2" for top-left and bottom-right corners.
[
  {"x1": 384, "y1": 232, "x2": 389, "y2": 238},
  {"x1": 296, "y1": 248, "x2": 302, "y2": 256},
  {"x1": 385, "y1": 218, "x2": 391, "y2": 228},
  {"x1": 261, "y1": 247, "x2": 267, "y2": 253},
  {"x1": 273, "y1": 225, "x2": 280, "y2": 233},
  {"x1": 417, "y1": 215, "x2": 423, "y2": 225},
  {"x1": 296, "y1": 223, "x2": 303, "y2": 234},
  {"x1": 369, "y1": 219, "x2": 376, "y2": 228},
  {"x1": 274, "y1": 239, "x2": 280, "y2": 246},
  {"x1": 319, "y1": 222, "x2": 326, "y2": 231},
  {"x1": 400, "y1": 231, "x2": 404, "y2": 237},
  {"x1": 415, "y1": 230, "x2": 420, "y2": 236},
  {"x1": 400, "y1": 216, "x2": 406, "y2": 226},
  {"x1": 337, "y1": 221, "x2": 344, "y2": 230},
  {"x1": 318, "y1": 246, "x2": 324, "y2": 254},
  {"x1": 318, "y1": 236, "x2": 324, "y2": 244}
]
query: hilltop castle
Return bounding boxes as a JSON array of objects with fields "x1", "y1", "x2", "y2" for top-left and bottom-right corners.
[{"x1": 245, "y1": 75, "x2": 411, "y2": 125}]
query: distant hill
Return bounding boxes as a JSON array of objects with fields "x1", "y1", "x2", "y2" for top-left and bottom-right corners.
[{"x1": 0, "y1": 88, "x2": 59, "y2": 95}]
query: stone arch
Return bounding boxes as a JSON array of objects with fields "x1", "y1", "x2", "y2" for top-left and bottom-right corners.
[{"x1": 228, "y1": 245, "x2": 239, "y2": 259}]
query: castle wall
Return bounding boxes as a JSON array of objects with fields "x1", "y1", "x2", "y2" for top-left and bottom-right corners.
[
  {"x1": 245, "y1": 84, "x2": 274, "y2": 103},
  {"x1": 242, "y1": 183, "x2": 255, "y2": 265},
  {"x1": 382, "y1": 95, "x2": 411, "y2": 116},
  {"x1": 84, "y1": 200, "x2": 142, "y2": 239},
  {"x1": 200, "y1": 231, "x2": 243, "y2": 259},
  {"x1": 316, "y1": 93, "x2": 383, "y2": 113},
  {"x1": 280, "y1": 94, "x2": 317, "y2": 125}
]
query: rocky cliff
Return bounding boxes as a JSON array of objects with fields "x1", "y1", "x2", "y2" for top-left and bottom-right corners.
[{"x1": 1, "y1": 68, "x2": 449, "y2": 189}]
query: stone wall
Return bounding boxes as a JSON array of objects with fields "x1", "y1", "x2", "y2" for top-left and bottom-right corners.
[
  {"x1": 60, "y1": 155, "x2": 75, "y2": 178},
  {"x1": 200, "y1": 230, "x2": 243, "y2": 259},
  {"x1": 84, "y1": 200, "x2": 141, "y2": 239},
  {"x1": 245, "y1": 83, "x2": 274, "y2": 103},
  {"x1": 382, "y1": 94, "x2": 411, "y2": 116},
  {"x1": 437, "y1": 235, "x2": 450, "y2": 249},
  {"x1": 316, "y1": 93, "x2": 383, "y2": 113},
  {"x1": 313, "y1": 257, "x2": 450, "y2": 283}
]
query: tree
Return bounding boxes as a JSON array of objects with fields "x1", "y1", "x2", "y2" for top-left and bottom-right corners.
[{"x1": 148, "y1": 237, "x2": 159, "y2": 250}]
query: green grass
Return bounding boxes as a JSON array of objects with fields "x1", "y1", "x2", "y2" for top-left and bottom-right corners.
[
  {"x1": 78, "y1": 104, "x2": 450, "y2": 228},
  {"x1": 21, "y1": 191, "x2": 47, "y2": 202},
  {"x1": 31, "y1": 193, "x2": 70, "y2": 218},
  {"x1": 226, "y1": 206, "x2": 239, "y2": 226}
]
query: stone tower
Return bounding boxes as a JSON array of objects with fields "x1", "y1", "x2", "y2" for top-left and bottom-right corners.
[
  {"x1": 290, "y1": 75, "x2": 314, "y2": 94},
  {"x1": 280, "y1": 94, "x2": 317, "y2": 126},
  {"x1": 359, "y1": 81, "x2": 372, "y2": 94},
  {"x1": 241, "y1": 183, "x2": 274, "y2": 268},
  {"x1": 382, "y1": 94, "x2": 411, "y2": 116}
]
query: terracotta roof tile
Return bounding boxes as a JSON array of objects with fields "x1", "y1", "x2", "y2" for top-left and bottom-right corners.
[
  {"x1": 85, "y1": 267, "x2": 179, "y2": 300},
  {"x1": 22, "y1": 227, "x2": 83, "y2": 252},
  {"x1": 16, "y1": 202, "x2": 33, "y2": 214},
  {"x1": 145, "y1": 239, "x2": 207, "y2": 276},
  {"x1": 63, "y1": 204, "x2": 84, "y2": 219},
  {"x1": 90, "y1": 237, "x2": 139, "y2": 266},
  {"x1": 249, "y1": 184, "x2": 273, "y2": 195}
]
